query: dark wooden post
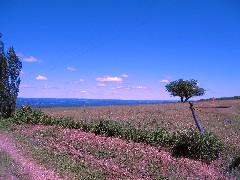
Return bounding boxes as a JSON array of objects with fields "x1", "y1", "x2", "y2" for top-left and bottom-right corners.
[{"x1": 189, "y1": 102, "x2": 207, "y2": 135}]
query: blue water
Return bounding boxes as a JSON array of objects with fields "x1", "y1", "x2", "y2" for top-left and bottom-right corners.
[{"x1": 16, "y1": 98, "x2": 177, "y2": 108}]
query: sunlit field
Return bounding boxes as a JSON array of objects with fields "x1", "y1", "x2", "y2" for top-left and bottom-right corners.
[
  {"x1": 0, "y1": 99, "x2": 239, "y2": 179},
  {"x1": 42, "y1": 99, "x2": 240, "y2": 148}
]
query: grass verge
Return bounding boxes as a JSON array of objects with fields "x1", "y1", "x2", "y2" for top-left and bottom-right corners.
[
  {"x1": 13, "y1": 133, "x2": 104, "y2": 179},
  {"x1": 0, "y1": 150, "x2": 29, "y2": 179}
]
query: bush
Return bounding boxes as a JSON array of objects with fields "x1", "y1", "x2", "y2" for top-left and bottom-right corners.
[
  {"x1": 10, "y1": 106, "x2": 223, "y2": 163},
  {"x1": 0, "y1": 117, "x2": 9, "y2": 130},
  {"x1": 152, "y1": 129, "x2": 176, "y2": 148},
  {"x1": 91, "y1": 119, "x2": 123, "y2": 137},
  {"x1": 11, "y1": 105, "x2": 49, "y2": 124},
  {"x1": 172, "y1": 128, "x2": 223, "y2": 163}
]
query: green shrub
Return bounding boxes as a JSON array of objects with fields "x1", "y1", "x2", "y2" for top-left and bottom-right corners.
[
  {"x1": 91, "y1": 119, "x2": 123, "y2": 137},
  {"x1": 172, "y1": 128, "x2": 223, "y2": 163},
  {"x1": 152, "y1": 129, "x2": 175, "y2": 148},
  {"x1": 11, "y1": 105, "x2": 49, "y2": 124},
  {"x1": 87, "y1": 120, "x2": 222, "y2": 163},
  {"x1": 10, "y1": 106, "x2": 223, "y2": 163},
  {"x1": 11, "y1": 105, "x2": 84, "y2": 129},
  {"x1": 224, "y1": 146, "x2": 240, "y2": 177},
  {"x1": 0, "y1": 117, "x2": 10, "y2": 130}
]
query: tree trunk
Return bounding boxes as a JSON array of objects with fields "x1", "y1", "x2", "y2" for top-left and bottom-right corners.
[
  {"x1": 189, "y1": 102, "x2": 207, "y2": 134},
  {"x1": 180, "y1": 97, "x2": 184, "y2": 102}
]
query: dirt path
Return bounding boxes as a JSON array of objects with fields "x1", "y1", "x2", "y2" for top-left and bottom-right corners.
[{"x1": 0, "y1": 132, "x2": 63, "y2": 180}]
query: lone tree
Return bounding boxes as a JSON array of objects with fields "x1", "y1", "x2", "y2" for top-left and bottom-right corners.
[
  {"x1": 165, "y1": 79, "x2": 205, "y2": 102},
  {"x1": 0, "y1": 33, "x2": 22, "y2": 117}
]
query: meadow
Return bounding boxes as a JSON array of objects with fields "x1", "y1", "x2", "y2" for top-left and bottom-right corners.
[
  {"x1": 0, "y1": 99, "x2": 239, "y2": 179},
  {"x1": 42, "y1": 99, "x2": 240, "y2": 147}
]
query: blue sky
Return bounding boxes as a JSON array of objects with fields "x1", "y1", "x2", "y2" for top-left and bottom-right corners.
[{"x1": 1, "y1": 0, "x2": 240, "y2": 100}]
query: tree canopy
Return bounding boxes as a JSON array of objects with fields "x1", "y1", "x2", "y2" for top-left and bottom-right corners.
[
  {"x1": 165, "y1": 79, "x2": 205, "y2": 102},
  {"x1": 0, "y1": 33, "x2": 22, "y2": 117}
]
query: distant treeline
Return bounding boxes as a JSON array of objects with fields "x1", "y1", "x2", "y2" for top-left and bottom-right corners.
[{"x1": 199, "y1": 96, "x2": 240, "y2": 101}]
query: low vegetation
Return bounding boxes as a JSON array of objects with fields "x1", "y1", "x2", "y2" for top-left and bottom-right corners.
[
  {"x1": 10, "y1": 105, "x2": 223, "y2": 163},
  {"x1": 0, "y1": 150, "x2": 29, "y2": 179},
  {"x1": 199, "y1": 96, "x2": 240, "y2": 101},
  {"x1": 1, "y1": 101, "x2": 240, "y2": 179},
  {"x1": 13, "y1": 134, "x2": 104, "y2": 179}
]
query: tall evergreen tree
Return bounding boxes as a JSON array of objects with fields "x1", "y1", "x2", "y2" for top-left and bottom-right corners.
[
  {"x1": 0, "y1": 33, "x2": 22, "y2": 117},
  {"x1": 0, "y1": 33, "x2": 7, "y2": 116}
]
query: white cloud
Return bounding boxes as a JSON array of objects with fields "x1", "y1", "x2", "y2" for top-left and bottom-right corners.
[
  {"x1": 122, "y1": 74, "x2": 128, "y2": 78},
  {"x1": 74, "y1": 79, "x2": 84, "y2": 84},
  {"x1": 97, "y1": 83, "x2": 106, "y2": 87},
  {"x1": 20, "y1": 70, "x2": 28, "y2": 75},
  {"x1": 111, "y1": 86, "x2": 122, "y2": 90},
  {"x1": 135, "y1": 85, "x2": 147, "y2": 89},
  {"x1": 96, "y1": 76, "x2": 123, "y2": 83},
  {"x1": 160, "y1": 79, "x2": 169, "y2": 83},
  {"x1": 80, "y1": 90, "x2": 87, "y2": 93},
  {"x1": 16, "y1": 53, "x2": 24, "y2": 57},
  {"x1": 20, "y1": 84, "x2": 31, "y2": 88},
  {"x1": 67, "y1": 66, "x2": 77, "y2": 71},
  {"x1": 17, "y1": 53, "x2": 41, "y2": 62},
  {"x1": 36, "y1": 75, "x2": 47, "y2": 81},
  {"x1": 24, "y1": 56, "x2": 39, "y2": 62},
  {"x1": 160, "y1": 76, "x2": 171, "y2": 83},
  {"x1": 92, "y1": 91, "x2": 102, "y2": 94}
]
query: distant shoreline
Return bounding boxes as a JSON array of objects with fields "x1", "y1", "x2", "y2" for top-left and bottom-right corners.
[{"x1": 16, "y1": 98, "x2": 178, "y2": 108}]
